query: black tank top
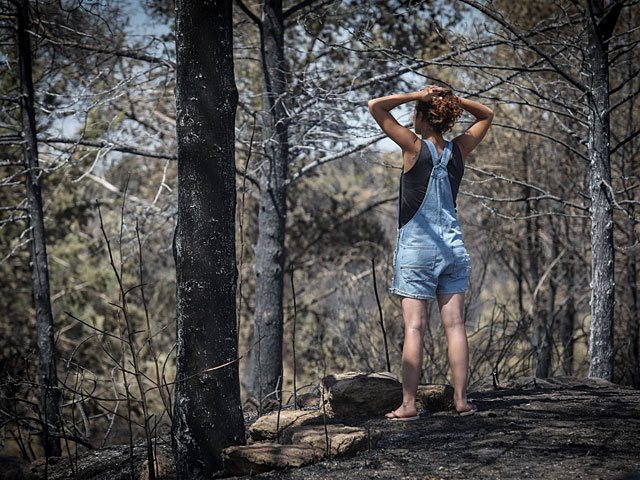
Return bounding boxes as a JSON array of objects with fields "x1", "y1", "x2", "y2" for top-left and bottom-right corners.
[{"x1": 398, "y1": 140, "x2": 464, "y2": 228}]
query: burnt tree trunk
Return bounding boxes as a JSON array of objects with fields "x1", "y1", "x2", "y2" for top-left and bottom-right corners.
[
  {"x1": 244, "y1": 0, "x2": 289, "y2": 403},
  {"x1": 461, "y1": 0, "x2": 625, "y2": 382},
  {"x1": 625, "y1": 198, "x2": 639, "y2": 387},
  {"x1": 15, "y1": 0, "x2": 61, "y2": 457},
  {"x1": 523, "y1": 149, "x2": 548, "y2": 377},
  {"x1": 560, "y1": 228, "x2": 576, "y2": 376},
  {"x1": 173, "y1": 0, "x2": 245, "y2": 475},
  {"x1": 586, "y1": 0, "x2": 621, "y2": 381},
  {"x1": 537, "y1": 226, "x2": 558, "y2": 379}
]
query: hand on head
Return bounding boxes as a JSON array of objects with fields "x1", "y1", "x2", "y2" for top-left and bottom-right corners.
[{"x1": 419, "y1": 86, "x2": 451, "y2": 102}]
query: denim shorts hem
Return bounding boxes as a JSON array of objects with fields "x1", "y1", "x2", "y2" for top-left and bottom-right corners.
[
  {"x1": 389, "y1": 287, "x2": 435, "y2": 300},
  {"x1": 435, "y1": 288, "x2": 468, "y2": 295}
]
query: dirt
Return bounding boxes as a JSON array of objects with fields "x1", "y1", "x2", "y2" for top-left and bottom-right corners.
[
  {"x1": 257, "y1": 377, "x2": 640, "y2": 480},
  {"x1": 25, "y1": 376, "x2": 640, "y2": 480}
]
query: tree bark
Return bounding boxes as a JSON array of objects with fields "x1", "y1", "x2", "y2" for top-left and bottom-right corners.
[
  {"x1": 523, "y1": 149, "x2": 549, "y2": 377},
  {"x1": 586, "y1": 0, "x2": 619, "y2": 381},
  {"x1": 243, "y1": 0, "x2": 289, "y2": 403},
  {"x1": 16, "y1": 0, "x2": 61, "y2": 458},
  {"x1": 560, "y1": 227, "x2": 576, "y2": 376},
  {"x1": 536, "y1": 228, "x2": 558, "y2": 378},
  {"x1": 173, "y1": 0, "x2": 245, "y2": 475}
]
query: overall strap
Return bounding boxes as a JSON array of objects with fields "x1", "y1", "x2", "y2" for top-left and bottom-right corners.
[
  {"x1": 423, "y1": 139, "x2": 440, "y2": 165},
  {"x1": 440, "y1": 141, "x2": 453, "y2": 168},
  {"x1": 423, "y1": 139, "x2": 452, "y2": 167}
]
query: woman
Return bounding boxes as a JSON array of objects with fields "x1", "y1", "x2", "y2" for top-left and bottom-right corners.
[{"x1": 368, "y1": 86, "x2": 493, "y2": 419}]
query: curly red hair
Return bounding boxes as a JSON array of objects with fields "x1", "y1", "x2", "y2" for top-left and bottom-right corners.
[{"x1": 415, "y1": 89, "x2": 462, "y2": 134}]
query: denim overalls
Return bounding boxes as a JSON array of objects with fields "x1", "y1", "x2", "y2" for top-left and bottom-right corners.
[{"x1": 390, "y1": 139, "x2": 470, "y2": 299}]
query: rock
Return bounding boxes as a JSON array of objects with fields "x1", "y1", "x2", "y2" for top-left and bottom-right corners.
[
  {"x1": 469, "y1": 375, "x2": 621, "y2": 393},
  {"x1": 140, "y1": 454, "x2": 173, "y2": 480},
  {"x1": 322, "y1": 371, "x2": 402, "y2": 418},
  {"x1": 285, "y1": 424, "x2": 382, "y2": 457},
  {"x1": 416, "y1": 384, "x2": 455, "y2": 412},
  {"x1": 295, "y1": 391, "x2": 321, "y2": 408},
  {"x1": 249, "y1": 409, "x2": 327, "y2": 442},
  {"x1": 0, "y1": 455, "x2": 37, "y2": 480},
  {"x1": 243, "y1": 397, "x2": 280, "y2": 415},
  {"x1": 222, "y1": 443, "x2": 325, "y2": 476},
  {"x1": 262, "y1": 399, "x2": 281, "y2": 413}
]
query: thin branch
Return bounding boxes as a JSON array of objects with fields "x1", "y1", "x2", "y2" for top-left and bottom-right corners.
[
  {"x1": 283, "y1": 0, "x2": 320, "y2": 19},
  {"x1": 42, "y1": 137, "x2": 260, "y2": 187},
  {"x1": 298, "y1": 38, "x2": 509, "y2": 112},
  {"x1": 86, "y1": 174, "x2": 157, "y2": 209},
  {"x1": 30, "y1": 29, "x2": 175, "y2": 69},
  {"x1": 0, "y1": 205, "x2": 28, "y2": 211},
  {"x1": 461, "y1": 190, "x2": 586, "y2": 210},
  {"x1": 611, "y1": 127, "x2": 640, "y2": 156},
  {"x1": 459, "y1": 0, "x2": 587, "y2": 93},
  {"x1": 286, "y1": 132, "x2": 387, "y2": 185},
  {"x1": 0, "y1": 235, "x2": 31, "y2": 265},
  {"x1": 235, "y1": 0, "x2": 262, "y2": 27},
  {"x1": 492, "y1": 122, "x2": 589, "y2": 161},
  {"x1": 608, "y1": 83, "x2": 640, "y2": 114},
  {"x1": 43, "y1": 137, "x2": 176, "y2": 160},
  {"x1": 464, "y1": 166, "x2": 588, "y2": 211}
]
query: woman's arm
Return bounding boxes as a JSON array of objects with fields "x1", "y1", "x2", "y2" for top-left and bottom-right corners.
[
  {"x1": 368, "y1": 87, "x2": 444, "y2": 169},
  {"x1": 368, "y1": 91, "x2": 421, "y2": 153},
  {"x1": 453, "y1": 97, "x2": 493, "y2": 163}
]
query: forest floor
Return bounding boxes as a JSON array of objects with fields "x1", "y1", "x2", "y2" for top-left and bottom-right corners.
[
  {"x1": 258, "y1": 376, "x2": 640, "y2": 480},
  {"x1": 27, "y1": 376, "x2": 640, "y2": 480}
]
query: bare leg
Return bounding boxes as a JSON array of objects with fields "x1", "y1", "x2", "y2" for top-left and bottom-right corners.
[
  {"x1": 437, "y1": 292, "x2": 474, "y2": 413},
  {"x1": 385, "y1": 297, "x2": 428, "y2": 419}
]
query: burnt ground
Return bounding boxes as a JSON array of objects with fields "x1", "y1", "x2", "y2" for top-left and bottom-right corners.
[
  {"x1": 24, "y1": 376, "x2": 640, "y2": 480},
  {"x1": 257, "y1": 377, "x2": 640, "y2": 480}
]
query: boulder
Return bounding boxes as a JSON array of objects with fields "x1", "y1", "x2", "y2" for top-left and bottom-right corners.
[
  {"x1": 322, "y1": 371, "x2": 402, "y2": 418},
  {"x1": 285, "y1": 424, "x2": 382, "y2": 457},
  {"x1": 249, "y1": 409, "x2": 327, "y2": 442},
  {"x1": 222, "y1": 443, "x2": 324, "y2": 476},
  {"x1": 416, "y1": 384, "x2": 455, "y2": 412}
]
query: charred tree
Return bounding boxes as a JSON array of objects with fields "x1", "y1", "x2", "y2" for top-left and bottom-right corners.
[
  {"x1": 522, "y1": 149, "x2": 550, "y2": 377},
  {"x1": 539, "y1": 226, "x2": 559, "y2": 379},
  {"x1": 15, "y1": 0, "x2": 61, "y2": 457},
  {"x1": 235, "y1": 0, "x2": 452, "y2": 401},
  {"x1": 586, "y1": 0, "x2": 621, "y2": 381},
  {"x1": 243, "y1": 0, "x2": 289, "y2": 404},
  {"x1": 560, "y1": 231, "x2": 576, "y2": 376},
  {"x1": 173, "y1": 0, "x2": 245, "y2": 475},
  {"x1": 460, "y1": 0, "x2": 626, "y2": 383}
]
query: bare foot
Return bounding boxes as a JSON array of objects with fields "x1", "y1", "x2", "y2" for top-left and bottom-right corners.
[
  {"x1": 385, "y1": 403, "x2": 418, "y2": 420},
  {"x1": 454, "y1": 399, "x2": 477, "y2": 415}
]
